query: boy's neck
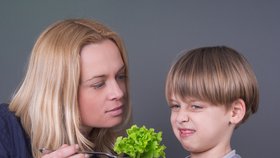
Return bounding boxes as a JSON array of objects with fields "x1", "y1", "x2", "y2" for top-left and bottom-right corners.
[{"x1": 190, "y1": 144, "x2": 232, "y2": 158}]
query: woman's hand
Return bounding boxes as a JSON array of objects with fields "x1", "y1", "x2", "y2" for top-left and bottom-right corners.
[{"x1": 41, "y1": 144, "x2": 88, "y2": 158}]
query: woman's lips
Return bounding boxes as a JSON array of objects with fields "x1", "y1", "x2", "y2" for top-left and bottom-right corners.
[
  {"x1": 106, "y1": 106, "x2": 123, "y2": 117},
  {"x1": 179, "y1": 128, "x2": 196, "y2": 137}
]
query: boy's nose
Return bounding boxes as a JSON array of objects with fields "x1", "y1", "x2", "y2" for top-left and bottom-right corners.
[{"x1": 177, "y1": 110, "x2": 190, "y2": 124}]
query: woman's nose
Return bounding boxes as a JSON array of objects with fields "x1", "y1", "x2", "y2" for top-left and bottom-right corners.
[{"x1": 108, "y1": 80, "x2": 124, "y2": 100}]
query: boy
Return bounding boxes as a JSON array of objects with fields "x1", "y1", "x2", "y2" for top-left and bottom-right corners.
[{"x1": 165, "y1": 46, "x2": 259, "y2": 158}]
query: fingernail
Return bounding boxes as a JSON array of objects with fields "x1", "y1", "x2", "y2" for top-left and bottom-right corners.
[{"x1": 75, "y1": 144, "x2": 79, "y2": 150}]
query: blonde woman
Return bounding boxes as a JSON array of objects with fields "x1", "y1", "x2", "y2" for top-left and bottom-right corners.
[{"x1": 0, "y1": 19, "x2": 132, "y2": 158}]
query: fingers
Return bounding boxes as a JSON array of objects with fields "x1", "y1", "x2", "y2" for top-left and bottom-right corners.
[
  {"x1": 70, "y1": 153, "x2": 89, "y2": 158},
  {"x1": 42, "y1": 144, "x2": 88, "y2": 158}
]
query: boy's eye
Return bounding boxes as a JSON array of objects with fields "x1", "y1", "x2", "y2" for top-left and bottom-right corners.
[
  {"x1": 190, "y1": 104, "x2": 203, "y2": 110},
  {"x1": 91, "y1": 82, "x2": 105, "y2": 89},
  {"x1": 170, "y1": 104, "x2": 180, "y2": 111}
]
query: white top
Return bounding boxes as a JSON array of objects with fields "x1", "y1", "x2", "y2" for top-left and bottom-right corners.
[{"x1": 185, "y1": 150, "x2": 241, "y2": 158}]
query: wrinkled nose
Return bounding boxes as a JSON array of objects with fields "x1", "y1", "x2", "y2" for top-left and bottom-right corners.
[{"x1": 177, "y1": 110, "x2": 189, "y2": 124}]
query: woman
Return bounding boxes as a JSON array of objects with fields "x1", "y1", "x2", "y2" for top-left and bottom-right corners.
[{"x1": 0, "y1": 19, "x2": 132, "y2": 158}]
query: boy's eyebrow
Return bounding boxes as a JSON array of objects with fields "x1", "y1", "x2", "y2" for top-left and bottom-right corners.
[
  {"x1": 168, "y1": 96, "x2": 198, "y2": 103},
  {"x1": 168, "y1": 98, "x2": 178, "y2": 104},
  {"x1": 168, "y1": 98, "x2": 176, "y2": 102}
]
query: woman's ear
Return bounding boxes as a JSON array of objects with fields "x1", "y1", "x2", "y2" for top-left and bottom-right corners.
[{"x1": 229, "y1": 99, "x2": 246, "y2": 125}]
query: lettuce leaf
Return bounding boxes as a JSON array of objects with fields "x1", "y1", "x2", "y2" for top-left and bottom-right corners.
[{"x1": 114, "y1": 125, "x2": 166, "y2": 158}]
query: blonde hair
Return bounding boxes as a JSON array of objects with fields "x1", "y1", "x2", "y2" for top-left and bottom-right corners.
[
  {"x1": 9, "y1": 19, "x2": 132, "y2": 158},
  {"x1": 166, "y1": 46, "x2": 259, "y2": 125}
]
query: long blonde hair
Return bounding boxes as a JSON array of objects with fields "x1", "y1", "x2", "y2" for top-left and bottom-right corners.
[{"x1": 9, "y1": 19, "x2": 132, "y2": 158}]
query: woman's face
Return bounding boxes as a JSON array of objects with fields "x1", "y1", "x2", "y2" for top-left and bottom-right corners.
[{"x1": 78, "y1": 39, "x2": 127, "y2": 128}]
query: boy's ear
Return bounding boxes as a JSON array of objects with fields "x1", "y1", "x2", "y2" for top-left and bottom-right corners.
[{"x1": 229, "y1": 99, "x2": 246, "y2": 125}]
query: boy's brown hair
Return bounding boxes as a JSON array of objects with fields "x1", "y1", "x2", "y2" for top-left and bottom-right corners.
[{"x1": 165, "y1": 46, "x2": 259, "y2": 125}]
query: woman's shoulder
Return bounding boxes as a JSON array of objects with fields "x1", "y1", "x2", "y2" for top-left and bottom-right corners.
[
  {"x1": 0, "y1": 103, "x2": 32, "y2": 157},
  {"x1": 0, "y1": 102, "x2": 22, "y2": 143},
  {"x1": 0, "y1": 103, "x2": 9, "y2": 111},
  {"x1": 0, "y1": 103, "x2": 14, "y2": 121},
  {"x1": 0, "y1": 103, "x2": 18, "y2": 124}
]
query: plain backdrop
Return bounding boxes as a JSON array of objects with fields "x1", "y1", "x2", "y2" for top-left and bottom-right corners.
[{"x1": 1, "y1": 1, "x2": 279, "y2": 157}]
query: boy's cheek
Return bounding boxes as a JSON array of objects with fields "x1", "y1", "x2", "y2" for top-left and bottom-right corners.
[
  {"x1": 170, "y1": 113, "x2": 176, "y2": 124},
  {"x1": 170, "y1": 114, "x2": 178, "y2": 130}
]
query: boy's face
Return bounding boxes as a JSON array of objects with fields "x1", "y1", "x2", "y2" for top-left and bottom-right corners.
[{"x1": 169, "y1": 96, "x2": 234, "y2": 153}]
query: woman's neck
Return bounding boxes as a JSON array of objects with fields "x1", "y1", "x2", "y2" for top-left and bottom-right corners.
[{"x1": 80, "y1": 125, "x2": 93, "y2": 136}]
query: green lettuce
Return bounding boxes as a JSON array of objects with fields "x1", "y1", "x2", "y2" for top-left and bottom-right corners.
[{"x1": 113, "y1": 125, "x2": 166, "y2": 158}]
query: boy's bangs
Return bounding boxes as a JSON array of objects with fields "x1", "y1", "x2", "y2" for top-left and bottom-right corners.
[
  {"x1": 166, "y1": 53, "x2": 227, "y2": 106},
  {"x1": 166, "y1": 66, "x2": 217, "y2": 104}
]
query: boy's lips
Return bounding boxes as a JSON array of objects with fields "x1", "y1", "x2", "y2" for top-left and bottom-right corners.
[{"x1": 179, "y1": 128, "x2": 196, "y2": 137}]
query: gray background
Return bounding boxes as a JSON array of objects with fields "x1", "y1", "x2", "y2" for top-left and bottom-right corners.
[{"x1": 0, "y1": 1, "x2": 279, "y2": 157}]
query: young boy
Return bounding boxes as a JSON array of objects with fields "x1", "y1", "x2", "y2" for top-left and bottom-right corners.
[{"x1": 165, "y1": 46, "x2": 259, "y2": 158}]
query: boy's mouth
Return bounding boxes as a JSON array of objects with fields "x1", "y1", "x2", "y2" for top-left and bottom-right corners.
[{"x1": 179, "y1": 128, "x2": 196, "y2": 137}]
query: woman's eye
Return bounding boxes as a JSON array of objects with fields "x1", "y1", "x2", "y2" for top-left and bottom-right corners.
[
  {"x1": 117, "y1": 73, "x2": 127, "y2": 80},
  {"x1": 91, "y1": 82, "x2": 105, "y2": 89}
]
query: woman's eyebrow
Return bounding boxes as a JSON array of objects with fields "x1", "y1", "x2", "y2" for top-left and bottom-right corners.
[
  {"x1": 117, "y1": 65, "x2": 126, "y2": 73},
  {"x1": 86, "y1": 75, "x2": 105, "y2": 81},
  {"x1": 83, "y1": 65, "x2": 125, "y2": 83},
  {"x1": 81, "y1": 75, "x2": 106, "y2": 84}
]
